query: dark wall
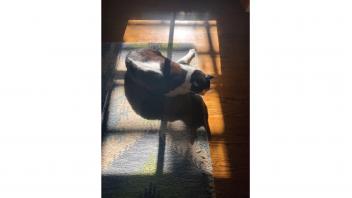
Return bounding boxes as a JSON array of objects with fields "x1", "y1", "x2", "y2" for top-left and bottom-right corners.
[{"x1": 102, "y1": 0, "x2": 246, "y2": 42}]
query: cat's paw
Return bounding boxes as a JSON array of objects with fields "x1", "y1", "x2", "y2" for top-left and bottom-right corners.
[{"x1": 188, "y1": 48, "x2": 196, "y2": 57}]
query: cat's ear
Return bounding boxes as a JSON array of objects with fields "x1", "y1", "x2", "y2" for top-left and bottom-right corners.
[{"x1": 206, "y1": 75, "x2": 214, "y2": 80}]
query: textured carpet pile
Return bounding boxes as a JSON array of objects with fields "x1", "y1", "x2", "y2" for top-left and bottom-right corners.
[{"x1": 102, "y1": 43, "x2": 215, "y2": 198}]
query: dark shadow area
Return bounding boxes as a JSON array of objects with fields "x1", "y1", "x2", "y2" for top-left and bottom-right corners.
[
  {"x1": 103, "y1": 172, "x2": 213, "y2": 198},
  {"x1": 102, "y1": 43, "x2": 121, "y2": 113}
]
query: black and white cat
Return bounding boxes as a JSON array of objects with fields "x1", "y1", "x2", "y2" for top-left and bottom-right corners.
[{"x1": 125, "y1": 48, "x2": 213, "y2": 96}]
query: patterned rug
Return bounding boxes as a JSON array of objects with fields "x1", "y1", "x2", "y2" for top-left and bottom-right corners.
[{"x1": 102, "y1": 43, "x2": 215, "y2": 198}]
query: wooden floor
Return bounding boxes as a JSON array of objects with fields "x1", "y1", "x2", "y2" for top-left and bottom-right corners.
[{"x1": 103, "y1": 1, "x2": 249, "y2": 197}]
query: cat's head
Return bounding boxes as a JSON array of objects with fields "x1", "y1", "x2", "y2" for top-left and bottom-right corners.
[{"x1": 190, "y1": 70, "x2": 214, "y2": 94}]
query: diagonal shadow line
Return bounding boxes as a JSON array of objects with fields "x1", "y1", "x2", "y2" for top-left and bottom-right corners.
[
  {"x1": 166, "y1": 12, "x2": 176, "y2": 60},
  {"x1": 205, "y1": 20, "x2": 219, "y2": 76},
  {"x1": 156, "y1": 12, "x2": 176, "y2": 176},
  {"x1": 156, "y1": 120, "x2": 167, "y2": 175}
]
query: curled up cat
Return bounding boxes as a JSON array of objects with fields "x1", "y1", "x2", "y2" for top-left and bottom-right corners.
[{"x1": 124, "y1": 48, "x2": 213, "y2": 143}]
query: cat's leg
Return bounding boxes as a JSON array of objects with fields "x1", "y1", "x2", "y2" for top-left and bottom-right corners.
[
  {"x1": 190, "y1": 126, "x2": 197, "y2": 145},
  {"x1": 204, "y1": 120, "x2": 211, "y2": 140},
  {"x1": 176, "y1": 49, "x2": 196, "y2": 65}
]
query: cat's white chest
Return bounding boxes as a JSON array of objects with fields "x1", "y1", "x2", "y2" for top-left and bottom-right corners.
[
  {"x1": 165, "y1": 81, "x2": 192, "y2": 96},
  {"x1": 165, "y1": 64, "x2": 195, "y2": 97}
]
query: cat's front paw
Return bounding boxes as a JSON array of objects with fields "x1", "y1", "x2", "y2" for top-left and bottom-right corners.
[{"x1": 188, "y1": 48, "x2": 196, "y2": 57}]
